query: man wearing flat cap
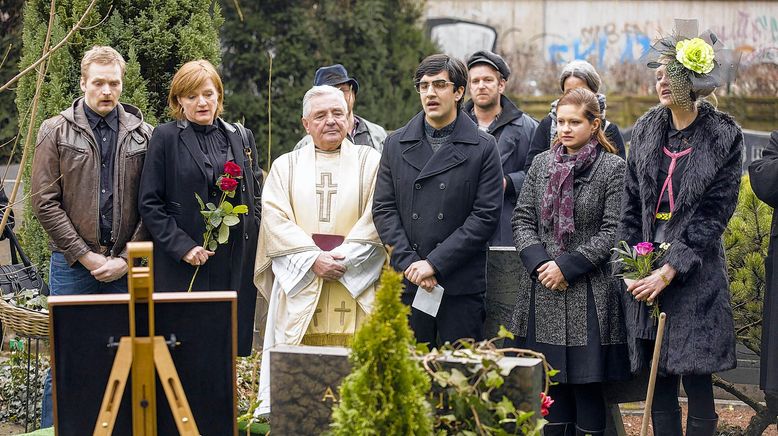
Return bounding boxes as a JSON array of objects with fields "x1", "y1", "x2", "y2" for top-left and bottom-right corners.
[
  {"x1": 295, "y1": 64, "x2": 387, "y2": 152},
  {"x1": 464, "y1": 50, "x2": 538, "y2": 246}
]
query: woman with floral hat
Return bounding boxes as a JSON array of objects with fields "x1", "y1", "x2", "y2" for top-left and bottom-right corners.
[{"x1": 618, "y1": 19, "x2": 742, "y2": 435}]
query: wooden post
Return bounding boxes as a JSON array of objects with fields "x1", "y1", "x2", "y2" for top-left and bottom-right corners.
[{"x1": 640, "y1": 312, "x2": 667, "y2": 436}]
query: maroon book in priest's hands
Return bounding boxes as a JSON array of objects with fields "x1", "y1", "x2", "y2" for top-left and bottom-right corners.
[{"x1": 312, "y1": 233, "x2": 345, "y2": 251}]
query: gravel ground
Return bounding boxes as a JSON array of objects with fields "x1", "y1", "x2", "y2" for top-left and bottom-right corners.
[{"x1": 621, "y1": 402, "x2": 778, "y2": 435}]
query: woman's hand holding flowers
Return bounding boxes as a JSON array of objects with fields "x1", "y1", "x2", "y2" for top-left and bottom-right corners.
[{"x1": 628, "y1": 263, "x2": 677, "y2": 303}]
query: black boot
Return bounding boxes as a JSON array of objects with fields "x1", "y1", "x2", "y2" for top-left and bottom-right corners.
[
  {"x1": 652, "y1": 408, "x2": 683, "y2": 436},
  {"x1": 544, "y1": 422, "x2": 575, "y2": 436},
  {"x1": 686, "y1": 413, "x2": 718, "y2": 436},
  {"x1": 575, "y1": 425, "x2": 605, "y2": 435}
]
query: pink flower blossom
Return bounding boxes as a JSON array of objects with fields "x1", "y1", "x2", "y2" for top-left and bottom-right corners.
[
  {"x1": 540, "y1": 392, "x2": 554, "y2": 417},
  {"x1": 634, "y1": 242, "x2": 654, "y2": 256}
]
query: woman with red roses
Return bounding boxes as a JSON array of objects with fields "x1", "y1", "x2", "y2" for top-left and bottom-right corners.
[{"x1": 139, "y1": 60, "x2": 262, "y2": 356}]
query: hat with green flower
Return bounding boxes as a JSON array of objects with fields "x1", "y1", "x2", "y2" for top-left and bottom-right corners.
[{"x1": 644, "y1": 19, "x2": 740, "y2": 110}]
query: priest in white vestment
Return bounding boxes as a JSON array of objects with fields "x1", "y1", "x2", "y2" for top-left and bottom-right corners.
[{"x1": 253, "y1": 85, "x2": 384, "y2": 416}]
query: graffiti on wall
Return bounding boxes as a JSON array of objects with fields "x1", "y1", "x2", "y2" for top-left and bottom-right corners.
[{"x1": 427, "y1": 10, "x2": 778, "y2": 67}]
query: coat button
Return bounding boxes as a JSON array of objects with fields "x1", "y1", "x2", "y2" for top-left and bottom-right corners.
[
  {"x1": 211, "y1": 191, "x2": 217, "y2": 197},
  {"x1": 412, "y1": 244, "x2": 418, "y2": 250},
  {"x1": 414, "y1": 183, "x2": 421, "y2": 190},
  {"x1": 437, "y1": 213, "x2": 444, "y2": 220},
  {"x1": 244, "y1": 233, "x2": 249, "y2": 240},
  {"x1": 439, "y1": 183, "x2": 446, "y2": 189},
  {"x1": 412, "y1": 213, "x2": 419, "y2": 220}
]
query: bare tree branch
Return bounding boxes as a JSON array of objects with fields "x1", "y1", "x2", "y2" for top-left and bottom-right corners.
[
  {"x1": 0, "y1": 0, "x2": 100, "y2": 93},
  {"x1": 0, "y1": 0, "x2": 57, "y2": 236},
  {"x1": 711, "y1": 374, "x2": 765, "y2": 413}
]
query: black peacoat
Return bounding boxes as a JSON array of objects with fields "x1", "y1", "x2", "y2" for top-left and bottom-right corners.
[
  {"x1": 138, "y1": 119, "x2": 262, "y2": 356},
  {"x1": 372, "y1": 111, "x2": 503, "y2": 296},
  {"x1": 747, "y1": 130, "x2": 778, "y2": 395},
  {"x1": 618, "y1": 102, "x2": 742, "y2": 375}
]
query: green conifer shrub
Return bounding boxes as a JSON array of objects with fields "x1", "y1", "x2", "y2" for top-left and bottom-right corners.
[
  {"x1": 724, "y1": 175, "x2": 771, "y2": 354},
  {"x1": 14, "y1": 0, "x2": 221, "y2": 275},
  {"x1": 330, "y1": 264, "x2": 434, "y2": 435}
]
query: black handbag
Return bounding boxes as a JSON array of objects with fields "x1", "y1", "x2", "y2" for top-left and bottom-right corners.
[{"x1": 0, "y1": 226, "x2": 49, "y2": 297}]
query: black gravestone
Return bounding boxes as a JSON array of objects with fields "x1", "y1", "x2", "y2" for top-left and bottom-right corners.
[
  {"x1": 269, "y1": 344, "x2": 543, "y2": 434},
  {"x1": 49, "y1": 291, "x2": 237, "y2": 436},
  {"x1": 485, "y1": 247, "x2": 522, "y2": 341}
]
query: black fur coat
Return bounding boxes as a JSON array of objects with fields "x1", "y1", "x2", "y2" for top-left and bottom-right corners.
[{"x1": 618, "y1": 101, "x2": 743, "y2": 375}]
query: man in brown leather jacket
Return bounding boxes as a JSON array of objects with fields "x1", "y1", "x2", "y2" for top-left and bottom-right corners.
[{"x1": 30, "y1": 45, "x2": 152, "y2": 428}]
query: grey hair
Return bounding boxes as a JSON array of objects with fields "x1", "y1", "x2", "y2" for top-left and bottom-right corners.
[
  {"x1": 302, "y1": 85, "x2": 348, "y2": 118},
  {"x1": 559, "y1": 60, "x2": 602, "y2": 93}
]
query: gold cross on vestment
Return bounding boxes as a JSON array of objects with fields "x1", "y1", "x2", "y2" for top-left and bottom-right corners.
[
  {"x1": 316, "y1": 172, "x2": 337, "y2": 223},
  {"x1": 334, "y1": 300, "x2": 352, "y2": 326}
]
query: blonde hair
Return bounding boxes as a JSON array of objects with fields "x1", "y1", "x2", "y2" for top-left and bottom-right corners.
[
  {"x1": 168, "y1": 59, "x2": 224, "y2": 120},
  {"x1": 552, "y1": 88, "x2": 617, "y2": 154},
  {"x1": 81, "y1": 46, "x2": 126, "y2": 78}
]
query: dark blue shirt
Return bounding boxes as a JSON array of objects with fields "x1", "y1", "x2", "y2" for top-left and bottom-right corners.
[{"x1": 84, "y1": 104, "x2": 118, "y2": 246}]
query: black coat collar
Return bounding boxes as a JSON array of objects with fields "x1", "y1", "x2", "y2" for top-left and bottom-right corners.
[
  {"x1": 463, "y1": 94, "x2": 524, "y2": 133},
  {"x1": 398, "y1": 111, "x2": 480, "y2": 180}
]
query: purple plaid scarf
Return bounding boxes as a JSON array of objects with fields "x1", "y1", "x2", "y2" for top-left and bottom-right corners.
[{"x1": 540, "y1": 139, "x2": 599, "y2": 250}]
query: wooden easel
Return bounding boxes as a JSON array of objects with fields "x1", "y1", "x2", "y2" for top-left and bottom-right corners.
[{"x1": 93, "y1": 242, "x2": 200, "y2": 435}]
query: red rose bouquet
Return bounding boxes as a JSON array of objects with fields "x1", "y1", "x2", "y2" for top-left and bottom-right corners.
[
  {"x1": 188, "y1": 162, "x2": 249, "y2": 291},
  {"x1": 612, "y1": 241, "x2": 670, "y2": 320}
]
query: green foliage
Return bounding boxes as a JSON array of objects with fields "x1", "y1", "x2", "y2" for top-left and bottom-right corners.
[
  {"x1": 724, "y1": 175, "x2": 772, "y2": 355},
  {"x1": 0, "y1": 338, "x2": 50, "y2": 426},
  {"x1": 14, "y1": 0, "x2": 221, "y2": 276},
  {"x1": 219, "y1": 0, "x2": 437, "y2": 168},
  {"x1": 425, "y1": 344, "x2": 545, "y2": 436},
  {"x1": 0, "y1": 0, "x2": 25, "y2": 162},
  {"x1": 330, "y1": 265, "x2": 434, "y2": 435}
]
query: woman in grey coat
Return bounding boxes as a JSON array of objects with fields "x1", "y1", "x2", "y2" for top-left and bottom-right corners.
[
  {"x1": 619, "y1": 21, "x2": 742, "y2": 436},
  {"x1": 509, "y1": 88, "x2": 629, "y2": 436}
]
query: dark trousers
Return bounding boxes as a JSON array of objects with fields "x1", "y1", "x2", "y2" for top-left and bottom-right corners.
[
  {"x1": 546, "y1": 382, "x2": 606, "y2": 431},
  {"x1": 401, "y1": 290, "x2": 485, "y2": 348}
]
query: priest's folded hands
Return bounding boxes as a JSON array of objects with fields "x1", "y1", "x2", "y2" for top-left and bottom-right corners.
[{"x1": 312, "y1": 252, "x2": 347, "y2": 281}]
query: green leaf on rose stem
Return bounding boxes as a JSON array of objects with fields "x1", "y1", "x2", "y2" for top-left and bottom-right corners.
[
  {"x1": 233, "y1": 204, "x2": 248, "y2": 214},
  {"x1": 218, "y1": 222, "x2": 229, "y2": 244},
  {"x1": 206, "y1": 202, "x2": 217, "y2": 211},
  {"x1": 195, "y1": 192, "x2": 205, "y2": 210},
  {"x1": 223, "y1": 215, "x2": 240, "y2": 226},
  {"x1": 208, "y1": 240, "x2": 218, "y2": 251},
  {"x1": 200, "y1": 210, "x2": 212, "y2": 218},
  {"x1": 209, "y1": 214, "x2": 223, "y2": 228},
  {"x1": 226, "y1": 190, "x2": 236, "y2": 199},
  {"x1": 222, "y1": 201, "x2": 233, "y2": 214},
  {"x1": 547, "y1": 369, "x2": 560, "y2": 379}
]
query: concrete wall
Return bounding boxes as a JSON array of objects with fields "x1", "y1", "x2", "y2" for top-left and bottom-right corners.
[{"x1": 424, "y1": 1, "x2": 778, "y2": 68}]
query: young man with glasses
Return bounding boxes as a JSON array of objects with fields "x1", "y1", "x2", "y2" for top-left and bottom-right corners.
[
  {"x1": 294, "y1": 64, "x2": 387, "y2": 152},
  {"x1": 372, "y1": 54, "x2": 503, "y2": 347}
]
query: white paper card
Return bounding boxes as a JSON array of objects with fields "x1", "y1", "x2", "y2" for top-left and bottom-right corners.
[{"x1": 411, "y1": 284, "x2": 444, "y2": 317}]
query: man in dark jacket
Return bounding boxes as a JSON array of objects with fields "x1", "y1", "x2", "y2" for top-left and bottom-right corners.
[
  {"x1": 294, "y1": 64, "x2": 387, "y2": 152},
  {"x1": 464, "y1": 50, "x2": 538, "y2": 246},
  {"x1": 30, "y1": 45, "x2": 152, "y2": 428},
  {"x1": 748, "y1": 130, "x2": 778, "y2": 412},
  {"x1": 373, "y1": 54, "x2": 503, "y2": 347}
]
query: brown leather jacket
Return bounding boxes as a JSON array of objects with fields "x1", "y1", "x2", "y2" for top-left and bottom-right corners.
[{"x1": 31, "y1": 98, "x2": 153, "y2": 265}]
